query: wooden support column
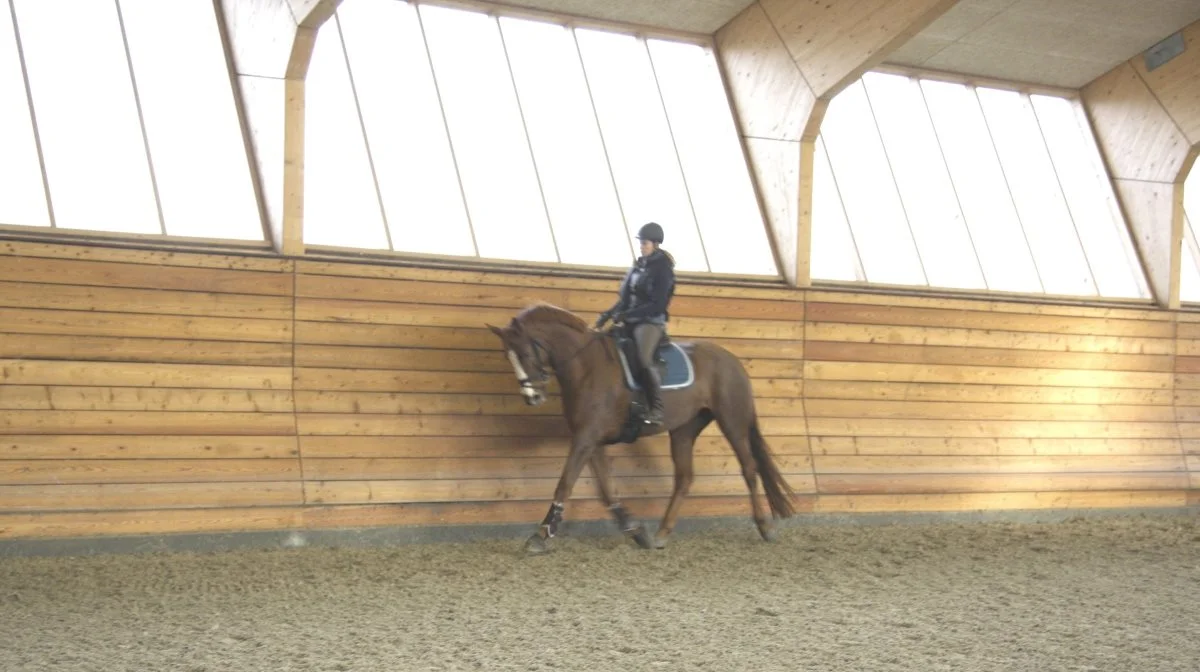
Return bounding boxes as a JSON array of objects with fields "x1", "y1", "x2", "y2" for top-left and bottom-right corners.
[
  {"x1": 716, "y1": 0, "x2": 958, "y2": 287},
  {"x1": 1082, "y1": 20, "x2": 1200, "y2": 309},
  {"x1": 218, "y1": 0, "x2": 340, "y2": 255}
]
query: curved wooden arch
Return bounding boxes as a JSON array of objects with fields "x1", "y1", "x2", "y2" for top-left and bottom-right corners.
[
  {"x1": 1083, "y1": 20, "x2": 1200, "y2": 309},
  {"x1": 218, "y1": 0, "x2": 341, "y2": 255},
  {"x1": 715, "y1": 0, "x2": 959, "y2": 287}
]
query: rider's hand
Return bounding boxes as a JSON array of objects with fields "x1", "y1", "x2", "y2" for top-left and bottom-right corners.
[{"x1": 593, "y1": 311, "x2": 611, "y2": 330}]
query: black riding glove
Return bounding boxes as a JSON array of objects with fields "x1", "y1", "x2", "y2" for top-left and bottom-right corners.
[{"x1": 594, "y1": 311, "x2": 611, "y2": 329}]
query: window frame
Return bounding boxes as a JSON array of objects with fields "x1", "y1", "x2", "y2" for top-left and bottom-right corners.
[
  {"x1": 0, "y1": 0, "x2": 270, "y2": 248},
  {"x1": 809, "y1": 64, "x2": 1155, "y2": 306}
]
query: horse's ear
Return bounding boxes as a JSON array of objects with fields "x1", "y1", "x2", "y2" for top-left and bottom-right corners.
[
  {"x1": 509, "y1": 317, "x2": 523, "y2": 334},
  {"x1": 486, "y1": 323, "x2": 505, "y2": 338}
]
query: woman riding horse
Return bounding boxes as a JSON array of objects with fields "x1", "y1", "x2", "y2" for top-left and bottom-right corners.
[{"x1": 593, "y1": 222, "x2": 676, "y2": 426}]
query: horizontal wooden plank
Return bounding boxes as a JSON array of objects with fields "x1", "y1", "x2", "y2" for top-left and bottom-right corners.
[
  {"x1": 296, "y1": 298, "x2": 805, "y2": 340},
  {"x1": 1172, "y1": 423, "x2": 1200, "y2": 439},
  {"x1": 295, "y1": 414, "x2": 809, "y2": 437},
  {"x1": 0, "y1": 280, "x2": 292, "y2": 319},
  {"x1": 294, "y1": 367, "x2": 804, "y2": 397},
  {"x1": 2, "y1": 307, "x2": 292, "y2": 343},
  {"x1": 807, "y1": 418, "x2": 1178, "y2": 439},
  {"x1": 0, "y1": 360, "x2": 292, "y2": 389},
  {"x1": 1176, "y1": 339, "x2": 1200, "y2": 357},
  {"x1": 813, "y1": 490, "x2": 1188, "y2": 513},
  {"x1": 303, "y1": 454, "x2": 814, "y2": 481},
  {"x1": 1, "y1": 435, "x2": 299, "y2": 459},
  {"x1": 294, "y1": 344, "x2": 805, "y2": 378},
  {"x1": 298, "y1": 434, "x2": 811, "y2": 459},
  {"x1": 0, "y1": 333, "x2": 292, "y2": 366},
  {"x1": 295, "y1": 274, "x2": 805, "y2": 321},
  {"x1": 805, "y1": 340, "x2": 1172, "y2": 372},
  {"x1": 0, "y1": 506, "x2": 303, "y2": 539},
  {"x1": 0, "y1": 240, "x2": 292, "y2": 272},
  {"x1": 804, "y1": 399, "x2": 1175, "y2": 422},
  {"x1": 806, "y1": 362, "x2": 1172, "y2": 389},
  {"x1": 1185, "y1": 440, "x2": 1200, "y2": 456},
  {"x1": 0, "y1": 386, "x2": 295, "y2": 413},
  {"x1": 0, "y1": 459, "x2": 301, "y2": 485},
  {"x1": 0, "y1": 481, "x2": 304, "y2": 511},
  {"x1": 805, "y1": 302, "x2": 1173, "y2": 338},
  {"x1": 805, "y1": 321, "x2": 1173, "y2": 355},
  {"x1": 1175, "y1": 374, "x2": 1200, "y2": 390},
  {"x1": 292, "y1": 391, "x2": 807, "y2": 417},
  {"x1": 1175, "y1": 356, "x2": 1200, "y2": 373},
  {"x1": 0, "y1": 255, "x2": 293, "y2": 295},
  {"x1": 813, "y1": 455, "x2": 1187, "y2": 474},
  {"x1": 804, "y1": 380, "x2": 1174, "y2": 405},
  {"x1": 0, "y1": 411, "x2": 295, "y2": 435},
  {"x1": 804, "y1": 290, "x2": 1168, "y2": 322},
  {"x1": 295, "y1": 322, "x2": 805, "y2": 360},
  {"x1": 296, "y1": 260, "x2": 798, "y2": 300},
  {"x1": 810, "y1": 436, "x2": 1182, "y2": 457},
  {"x1": 307, "y1": 472, "x2": 818, "y2": 505},
  {"x1": 816, "y1": 473, "x2": 1189, "y2": 494}
]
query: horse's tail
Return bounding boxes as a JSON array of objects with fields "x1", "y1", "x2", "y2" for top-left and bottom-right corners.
[{"x1": 749, "y1": 422, "x2": 797, "y2": 519}]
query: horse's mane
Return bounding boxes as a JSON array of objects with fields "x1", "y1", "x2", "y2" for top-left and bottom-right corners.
[{"x1": 515, "y1": 302, "x2": 589, "y2": 333}]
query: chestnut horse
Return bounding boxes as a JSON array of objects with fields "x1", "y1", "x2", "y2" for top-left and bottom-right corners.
[{"x1": 487, "y1": 302, "x2": 796, "y2": 553}]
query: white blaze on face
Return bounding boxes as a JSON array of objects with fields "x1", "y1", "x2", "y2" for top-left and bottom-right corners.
[{"x1": 507, "y1": 350, "x2": 538, "y2": 400}]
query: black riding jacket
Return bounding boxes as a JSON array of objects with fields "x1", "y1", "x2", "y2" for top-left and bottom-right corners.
[{"x1": 608, "y1": 249, "x2": 676, "y2": 324}]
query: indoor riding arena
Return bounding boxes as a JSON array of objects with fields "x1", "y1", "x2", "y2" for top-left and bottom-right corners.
[{"x1": 3, "y1": 0, "x2": 1200, "y2": 670}]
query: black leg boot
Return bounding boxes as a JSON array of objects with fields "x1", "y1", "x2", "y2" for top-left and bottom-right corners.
[{"x1": 642, "y1": 366, "x2": 665, "y2": 425}]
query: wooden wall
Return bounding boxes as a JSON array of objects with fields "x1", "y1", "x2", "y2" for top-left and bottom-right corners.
[{"x1": 1, "y1": 241, "x2": 1195, "y2": 541}]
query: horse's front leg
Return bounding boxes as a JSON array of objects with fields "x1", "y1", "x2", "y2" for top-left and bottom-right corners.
[
  {"x1": 590, "y1": 446, "x2": 652, "y2": 549},
  {"x1": 524, "y1": 433, "x2": 599, "y2": 555}
]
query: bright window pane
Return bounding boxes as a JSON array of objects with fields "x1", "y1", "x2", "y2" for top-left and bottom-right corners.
[
  {"x1": 13, "y1": 0, "x2": 158, "y2": 233},
  {"x1": 337, "y1": 0, "x2": 473, "y2": 256},
  {"x1": 500, "y1": 17, "x2": 630, "y2": 267},
  {"x1": 920, "y1": 80, "x2": 1041, "y2": 293},
  {"x1": 819, "y1": 80, "x2": 924, "y2": 286},
  {"x1": 420, "y1": 4, "x2": 555, "y2": 263},
  {"x1": 575, "y1": 28, "x2": 709, "y2": 272},
  {"x1": 978, "y1": 88, "x2": 1094, "y2": 296},
  {"x1": 1030, "y1": 94, "x2": 1147, "y2": 299},
  {"x1": 0, "y1": 5, "x2": 47, "y2": 227},
  {"x1": 647, "y1": 39, "x2": 777, "y2": 276},
  {"x1": 119, "y1": 0, "x2": 261, "y2": 240},
  {"x1": 810, "y1": 137, "x2": 861, "y2": 282},
  {"x1": 861, "y1": 72, "x2": 984, "y2": 290},
  {"x1": 1182, "y1": 225, "x2": 1200, "y2": 303},
  {"x1": 304, "y1": 17, "x2": 388, "y2": 249}
]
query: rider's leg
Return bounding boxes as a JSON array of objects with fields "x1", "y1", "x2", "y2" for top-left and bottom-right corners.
[{"x1": 634, "y1": 323, "x2": 665, "y2": 425}]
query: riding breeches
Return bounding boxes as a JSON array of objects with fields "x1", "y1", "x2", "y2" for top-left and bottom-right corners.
[{"x1": 632, "y1": 323, "x2": 665, "y2": 373}]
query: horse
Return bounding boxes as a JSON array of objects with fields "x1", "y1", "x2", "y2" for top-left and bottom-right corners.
[{"x1": 486, "y1": 302, "x2": 797, "y2": 553}]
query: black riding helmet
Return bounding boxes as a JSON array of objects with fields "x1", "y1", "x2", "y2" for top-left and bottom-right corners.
[{"x1": 636, "y1": 222, "x2": 664, "y2": 244}]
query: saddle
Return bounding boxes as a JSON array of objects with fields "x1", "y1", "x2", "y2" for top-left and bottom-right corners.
[{"x1": 604, "y1": 329, "x2": 695, "y2": 445}]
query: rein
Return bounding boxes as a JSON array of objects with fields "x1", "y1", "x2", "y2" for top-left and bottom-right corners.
[{"x1": 526, "y1": 326, "x2": 613, "y2": 382}]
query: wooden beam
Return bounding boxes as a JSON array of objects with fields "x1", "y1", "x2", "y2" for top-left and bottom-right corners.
[
  {"x1": 715, "y1": 0, "x2": 958, "y2": 287},
  {"x1": 217, "y1": 0, "x2": 340, "y2": 255},
  {"x1": 1081, "y1": 19, "x2": 1200, "y2": 309}
]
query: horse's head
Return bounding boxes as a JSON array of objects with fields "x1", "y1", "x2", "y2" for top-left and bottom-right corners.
[{"x1": 487, "y1": 317, "x2": 550, "y2": 406}]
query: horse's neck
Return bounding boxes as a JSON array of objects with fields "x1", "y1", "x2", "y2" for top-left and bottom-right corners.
[{"x1": 534, "y1": 322, "x2": 607, "y2": 396}]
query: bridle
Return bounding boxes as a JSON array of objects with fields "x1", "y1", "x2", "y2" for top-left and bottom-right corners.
[{"x1": 518, "y1": 325, "x2": 612, "y2": 388}]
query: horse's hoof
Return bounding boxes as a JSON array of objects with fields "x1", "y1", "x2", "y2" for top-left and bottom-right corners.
[
  {"x1": 758, "y1": 525, "x2": 777, "y2": 543},
  {"x1": 626, "y1": 525, "x2": 653, "y2": 550},
  {"x1": 524, "y1": 534, "x2": 550, "y2": 555},
  {"x1": 652, "y1": 535, "x2": 669, "y2": 550}
]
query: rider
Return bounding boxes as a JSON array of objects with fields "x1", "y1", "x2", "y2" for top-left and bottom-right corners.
[{"x1": 594, "y1": 222, "x2": 676, "y2": 426}]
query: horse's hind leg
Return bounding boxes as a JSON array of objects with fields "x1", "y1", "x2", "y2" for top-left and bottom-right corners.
[
  {"x1": 590, "y1": 446, "x2": 652, "y2": 549},
  {"x1": 654, "y1": 411, "x2": 711, "y2": 549},
  {"x1": 713, "y1": 410, "x2": 773, "y2": 542}
]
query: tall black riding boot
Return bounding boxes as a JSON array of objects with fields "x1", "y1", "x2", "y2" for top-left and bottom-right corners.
[{"x1": 642, "y1": 367, "x2": 665, "y2": 425}]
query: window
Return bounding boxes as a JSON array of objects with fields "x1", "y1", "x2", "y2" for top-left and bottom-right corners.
[
  {"x1": 303, "y1": 0, "x2": 778, "y2": 276},
  {"x1": 811, "y1": 71, "x2": 1149, "y2": 300},
  {"x1": 2, "y1": 0, "x2": 261, "y2": 240}
]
